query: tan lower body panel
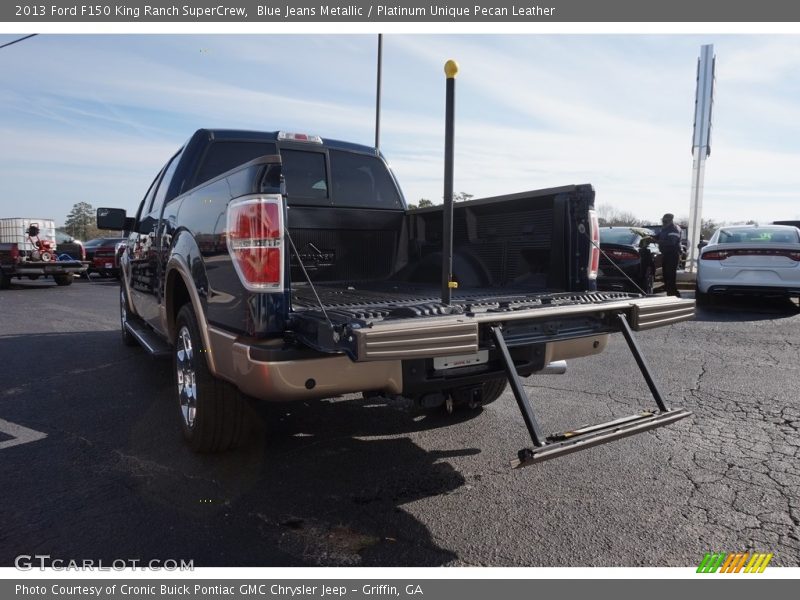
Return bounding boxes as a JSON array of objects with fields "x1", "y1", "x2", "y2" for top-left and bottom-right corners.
[
  {"x1": 545, "y1": 335, "x2": 609, "y2": 363},
  {"x1": 208, "y1": 327, "x2": 402, "y2": 402}
]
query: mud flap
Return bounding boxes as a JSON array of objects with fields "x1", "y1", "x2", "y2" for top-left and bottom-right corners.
[{"x1": 490, "y1": 313, "x2": 691, "y2": 468}]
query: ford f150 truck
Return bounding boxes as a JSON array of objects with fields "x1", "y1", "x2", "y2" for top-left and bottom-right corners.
[{"x1": 98, "y1": 128, "x2": 695, "y2": 467}]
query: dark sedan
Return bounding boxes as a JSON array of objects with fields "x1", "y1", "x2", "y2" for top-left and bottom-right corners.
[
  {"x1": 83, "y1": 237, "x2": 126, "y2": 278},
  {"x1": 597, "y1": 227, "x2": 662, "y2": 294}
]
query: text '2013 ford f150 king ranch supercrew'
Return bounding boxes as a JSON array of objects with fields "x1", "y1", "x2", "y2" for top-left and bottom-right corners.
[{"x1": 97, "y1": 124, "x2": 695, "y2": 467}]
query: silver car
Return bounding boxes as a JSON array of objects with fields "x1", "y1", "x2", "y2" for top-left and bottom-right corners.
[{"x1": 696, "y1": 224, "x2": 800, "y2": 304}]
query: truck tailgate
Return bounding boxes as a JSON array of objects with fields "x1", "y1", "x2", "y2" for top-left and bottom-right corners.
[{"x1": 292, "y1": 289, "x2": 695, "y2": 361}]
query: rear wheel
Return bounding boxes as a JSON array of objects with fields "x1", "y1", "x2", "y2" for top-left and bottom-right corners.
[
  {"x1": 54, "y1": 275, "x2": 73, "y2": 286},
  {"x1": 174, "y1": 303, "x2": 249, "y2": 452},
  {"x1": 0, "y1": 271, "x2": 10, "y2": 290},
  {"x1": 480, "y1": 378, "x2": 508, "y2": 405},
  {"x1": 695, "y1": 287, "x2": 711, "y2": 306}
]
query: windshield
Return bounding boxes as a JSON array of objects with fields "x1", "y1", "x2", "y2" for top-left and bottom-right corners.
[
  {"x1": 717, "y1": 228, "x2": 800, "y2": 244},
  {"x1": 599, "y1": 228, "x2": 643, "y2": 246}
]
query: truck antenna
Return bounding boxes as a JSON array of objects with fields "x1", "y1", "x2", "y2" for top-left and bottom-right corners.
[{"x1": 441, "y1": 59, "x2": 459, "y2": 306}]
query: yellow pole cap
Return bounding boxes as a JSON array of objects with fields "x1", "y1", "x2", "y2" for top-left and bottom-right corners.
[
  {"x1": 444, "y1": 59, "x2": 459, "y2": 79},
  {"x1": 448, "y1": 280, "x2": 459, "y2": 288}
]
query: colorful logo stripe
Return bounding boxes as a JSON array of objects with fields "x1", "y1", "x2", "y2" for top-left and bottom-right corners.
[{"x1": 697, "y1": 552, "x2": 773, "y2": 573}]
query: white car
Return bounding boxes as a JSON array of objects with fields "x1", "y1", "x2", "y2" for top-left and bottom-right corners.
[{"x1": 696, "y1": 224, "x2": 800, "y2": 304}]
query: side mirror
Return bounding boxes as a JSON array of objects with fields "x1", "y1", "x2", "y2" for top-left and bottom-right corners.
[
  {"x1": 97, "y1": 208, "x2": 127, "y2": 230},
  {"x1": 97, "y1": 208, "x2": 134, "y2": 232}
]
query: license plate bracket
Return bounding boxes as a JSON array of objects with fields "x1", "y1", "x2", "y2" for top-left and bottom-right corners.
[{"x1": 433, "y1": 350, "x2": 488, "y2": 370}]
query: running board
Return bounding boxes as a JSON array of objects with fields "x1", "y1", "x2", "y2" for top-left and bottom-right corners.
[
  {"x1": 125, "y1": 319, "x2": 172, "y2": 358},
  {"x1": 490, "y1": 313, "x2": 692, "y2": 468}
]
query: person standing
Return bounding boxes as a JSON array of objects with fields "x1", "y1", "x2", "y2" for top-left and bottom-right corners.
[{"x1": 654, "y1": 213, "x2": 682, "y2": 297}]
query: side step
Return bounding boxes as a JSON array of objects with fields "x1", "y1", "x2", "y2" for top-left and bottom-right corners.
[
  {"x1": 511, "y1": 409, "x2": 691, "y2": 467},
  {"x1": 125, "y1": 319, "x2": 172, "y2": 358},
  {"x1": 490, "y1": 312, "x2": 692, "y2": 469}
]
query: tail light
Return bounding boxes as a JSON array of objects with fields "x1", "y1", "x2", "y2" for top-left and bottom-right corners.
[
  {"x1": 81, "y1": 244, "x2": 86, "y2": 261},
  {"x1": 226, "y1": 196, "x2": 284, "y2": 291},
  {"x1": 702, "y1": 249, "x2": 800, "y2": 261},
  {"x1": 605, "y1": 249, "x2": 640, "y2": 261},
  {"x1": 587, "y1": 209, "x2": 600, "y2": 279}
]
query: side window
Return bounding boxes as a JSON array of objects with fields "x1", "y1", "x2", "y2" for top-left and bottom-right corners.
[
  {"x1": 193, "y1": 141, "x2": 277, "y2": 187},
  {"x1": 148, "y1": 151, "x2": 182, "y2": 215},
  {"x1": 136, "y1": 172, "x2": 161, "y2": 225}
]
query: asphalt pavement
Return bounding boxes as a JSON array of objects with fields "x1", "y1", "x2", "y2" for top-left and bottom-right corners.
[{"x1": 0, "y1": 276, "x2": 798, "y2": 567}]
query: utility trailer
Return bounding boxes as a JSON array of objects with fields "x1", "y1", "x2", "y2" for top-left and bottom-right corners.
[{"x1": 0, "y1": 218, "x2": 86, "y2": 288}]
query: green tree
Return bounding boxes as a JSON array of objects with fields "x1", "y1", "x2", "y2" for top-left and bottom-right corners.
[
  {"x1": 453, "y1": 192, "x2": 473, "y2": 202},
  {"x1": 63, "y1": 201, "x2": 98, "y2": 241},
  {"x1": 596, "y1": 204, "x2": 644, "y2": 226},
  {"x1": 408, "y1": 198, "x2": 434, "y2": 210}
]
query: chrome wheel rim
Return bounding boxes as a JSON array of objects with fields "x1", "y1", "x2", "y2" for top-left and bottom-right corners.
[{"x1": 176, "y1": 325, "x2": 197, "y2": 428}]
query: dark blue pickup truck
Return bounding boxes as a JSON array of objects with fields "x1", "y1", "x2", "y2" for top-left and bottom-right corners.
[{"x1": 97, "y1": 129, "x2": 694, "y2": 466}]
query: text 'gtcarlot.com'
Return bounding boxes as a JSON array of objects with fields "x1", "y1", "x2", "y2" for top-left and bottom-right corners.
[{"x1": 14, "y1": 555, "x2": 193, "y2": 571}]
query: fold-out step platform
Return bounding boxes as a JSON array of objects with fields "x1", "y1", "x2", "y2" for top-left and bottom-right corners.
[
  {"x1": 512, "y1": 409, "x2": 691, "y2": 468},
  {"x1": 490, "y1": 312, "x2": 692, "y2": 468}
]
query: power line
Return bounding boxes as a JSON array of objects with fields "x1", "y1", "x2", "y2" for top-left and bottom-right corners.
[{"x1": 0, "y1": 34, "x2": 38, "y2": 50}]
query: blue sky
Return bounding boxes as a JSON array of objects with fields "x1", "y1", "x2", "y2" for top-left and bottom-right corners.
[{"x1": 1, "y1": 34, "x2": 799, "y2": 229}]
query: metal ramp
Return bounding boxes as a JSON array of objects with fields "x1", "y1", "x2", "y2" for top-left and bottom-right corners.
[{"x1": 491, "y1": 313, "x2": 691, "y2": 468}]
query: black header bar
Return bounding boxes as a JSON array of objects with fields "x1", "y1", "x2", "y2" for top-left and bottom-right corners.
[{"x1": 3, "y1": 0, "x2": 800, "y2": 23}]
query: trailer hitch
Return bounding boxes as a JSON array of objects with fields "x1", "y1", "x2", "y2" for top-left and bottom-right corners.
[{"x1": 490, "y1": 313, "x2": 691, "y2": 468}]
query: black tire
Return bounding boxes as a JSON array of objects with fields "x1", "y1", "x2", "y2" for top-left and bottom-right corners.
[
  {"x1": 0, "y1": 271, "x2": 10, "y2": 290},
  {"x1": 54, "y1": 275, "x2": 73, "y2": 286},
  {"x1": 174, "y1": 303, "x2": 249, "y2": 452},
  {"x1": 119, "y1": 288, "x2": 138, "y2": 347},
  {"x1": 695, "y1": 287, "x2": 710, "y2": 306},
  {"x1": 99, "y1": 272, "x2": 109, "y2": 279},
  {"x1": 481, "y1": 378, "x2": 508, "y2": 405}
]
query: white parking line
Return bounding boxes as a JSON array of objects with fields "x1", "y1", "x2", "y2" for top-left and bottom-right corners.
[{"x1": 0, "y1": 418, "x2": 47, "y2": 449}]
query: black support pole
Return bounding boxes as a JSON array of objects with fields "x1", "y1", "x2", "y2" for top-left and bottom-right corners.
[
  {"x1": 374, "y1": 34, "x2": 383, "y2": 153},
  {"x1": 490, "y1": 326, "x2": 545, "y2": 447},
  {"x1": 441, "y1": 59, "x2": 458, "y2": 306},
  {"x1": 616, "y1": 313, "x2": 670, "y2": 412}
]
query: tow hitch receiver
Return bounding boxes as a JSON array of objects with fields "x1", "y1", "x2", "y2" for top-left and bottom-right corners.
[{"x1": 490, "y1": 313, "x2": 691, "y2": 468}]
